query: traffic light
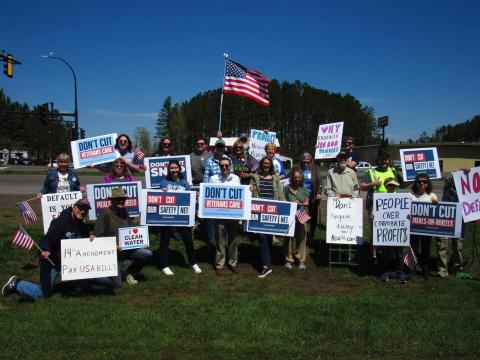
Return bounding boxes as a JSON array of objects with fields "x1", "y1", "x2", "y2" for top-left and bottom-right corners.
[
  {"x1": 2, "y1": 54, "x2": 13, "y2": 78},
  {"x1": 80, "y1": 128, "x2": 86, "y2": 139}
]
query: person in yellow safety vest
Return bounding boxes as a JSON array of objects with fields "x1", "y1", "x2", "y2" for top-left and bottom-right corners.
[{"x1": 360, "y1": 150, "x2": 401, "y2": 268}]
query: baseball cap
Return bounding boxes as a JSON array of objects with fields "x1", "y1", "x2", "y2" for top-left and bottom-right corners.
[{"x1": 75, "y1": 198, "x2": 91, "y2": 209}]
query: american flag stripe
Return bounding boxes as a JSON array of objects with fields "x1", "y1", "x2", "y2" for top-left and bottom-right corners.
[
  {"x1": 16, "y1": 201, "x2": 37, "y2": 224},
  {"x1": 403, "y1": 250, "x2": 418, "y2": 272},
  {"x1": 12, "y1": 226, "x2": 34, "y2": 251},
  {"x1": 296, "y1": 206, "x2": 311, "y2": 224}
]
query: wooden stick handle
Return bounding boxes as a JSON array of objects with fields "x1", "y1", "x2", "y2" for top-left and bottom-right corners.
[{"x1": 32, "y1": 240, "x2": 55, "y2": 266}]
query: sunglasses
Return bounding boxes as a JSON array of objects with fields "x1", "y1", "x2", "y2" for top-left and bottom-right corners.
[
  {"x1": 196, "y1": 142, "x2": 205, "y2": 146},
  {"x1": 115, "y1": 164, "x2": 125, "y2": 168},
  {"x1": 417, "y1": 180, "x2": 428, "y2": 184},
  {"x1": 345, "y1": 141, "x2": 353, "y2": 145},
  {"x1": 119, "y1": 140, "x2": 128, "y2": 144},
  {"x1": 220, "y1": 164, "x2": 230, "y2": 168},
  {"x1": 163, "y1": 143, "x2": 171, "y2": 146}
]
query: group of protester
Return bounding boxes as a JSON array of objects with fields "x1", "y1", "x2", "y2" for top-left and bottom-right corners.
[{"x1": 2, "y1": 133, "x2": 466, "y2": 300}]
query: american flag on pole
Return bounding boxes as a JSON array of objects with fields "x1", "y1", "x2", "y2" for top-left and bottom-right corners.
[
  {"x1": 245, "y1": 154, "x2": 260, "y2": 173},
  {"x1": 296, "y1": 206, "x2": 311, "y2": 224},
  {"x1": 134, "y1": 147, "x2": 145, "y2": 162},
  {"x1": 224, "y1": 60, "x2": 270, "y2": 106},
  {"x1": 16, "y1": 201, "x2": 37, "y2": 224},
  {"x1": 12, "y1": 225, "x2": 34, "y2": 251},
  {"x1": 403, "y1": 248, "x2": 418, "y2": 272}
]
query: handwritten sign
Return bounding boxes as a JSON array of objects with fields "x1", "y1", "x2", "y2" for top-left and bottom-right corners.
[
  {"x1": 399, "y1": 147, "x2": 441, "y2": 182},
  {"x1": 410, "y1": 201, "x2": 463, "y2": 238},
  {"x1": 373, "y1": 193, "x2": 411, "y2": 246},
  {"x1": 118, "y1": 226, "x2": 150, "y2": 250},
  {"x1": 41, "y1": 191, "x2": 83, "y2": 233},
  {"x1": 71, "y1": 133, "x2": 118, "y2": 169},
  {"x1": 144, "y1": 155, "x2": 192, "y2": 188},
  {"x1": 61, "y1": 237, "x2": 118, "y2": 281},
  {"x1": 198, "y1": 183, "x2": 252, "y2": 220},
  {"x1": 453, "y1": 166, "x2": 480, "y2": 222},
  {"x1": 243, "y1": 199, "x2": 296, "y2": 236},
  {"x1": 140, "y1": 189, "x2": 196, "y2": 226},
  {"x1": 249, "y1": 129, "x2": 277, "y2": 161},
  {"x1": 314, "y1": 122, "x2": 344, "y2": 159},
  {"x1": 86, "y1": 182, "x2": 142, "y2": 220},
  {"x1": 326, "y1": 197, "x2": 363, "y2": 245}
]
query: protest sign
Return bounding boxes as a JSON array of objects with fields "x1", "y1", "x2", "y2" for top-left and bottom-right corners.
[
  {"x1": 198, "y1": 183, "x2": 252, "y2": 220},
  {"x1": 71, "y1": 133, "x2": 118, "y2": 169},
  {"x1": 410, "y1": 201, "x2": 462, "y2": 238},
  {"x1": 453, "y1": 166, "x2": 480, "y2": 222},
  {"x1": 243, "y1": 199, "x2": 296, "y2": 236},
  {"x1": 249, "y1": 129, "x2": 277, "y2": 161},
  {"x1": 118, "y1": 226, "x2": 150, "y2": 250},
  {"x1": 86, "y1": 182, "x2": 142, "y2": 220},
  {"x1": 373, "y1": 193, "x2": 411, "y2": 246},
  {"x1": 326, "y1": 197, "x2": 363, "y2": 245},
  {"x1": 140, "y1": 189, "x2": 196, "y2": 226},
  {"x1": 61, "y1": 237, "x2": 118, "y2": 281},
  {"x1": 41, "y1": 191, "x2": 82, "y2": 233},
  {"x1": 399, "y1": 147, "x2": 441, "y2": 182},
  {"x1": 314, "y1": 122, "x2": 344, "y2": 159},
  {"x1": 144, "y1": 155, "x2": 192, "y2": 188}
]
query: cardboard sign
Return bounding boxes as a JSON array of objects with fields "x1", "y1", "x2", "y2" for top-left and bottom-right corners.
[
  {"x1": 326, "y1": 197, "x2": 363, "y2": 245},
  {"x1": 41, "y1": 191, "x2": 83, "y2": 233},
  {"x1": 198, "y1": 183, "x2": 252, "y2": 220},
  {"x1": 399, "y1": 147, "x2": 441, "y2": 182},
  {"x1": 118, "y1": 226, "x2": 150, "y2": 250},
  {"x1": 61, "y1": 237, "x2": 118, "y2": 281},
  {"x1": 71, "y1": 133, "x2": 119, "y2": 169},
  {"x1": 249, "y1": 129, "x2": 277, "y2": 161},
  {"x1": 86, "y1": 182, "x2": 142, "y2": 220},
  {"x1": 144, "y1": 155, "x2": 192, "y2": 188},
  {"x1": 140, "y1": 190, "x2": 196, "y2": 227},
  {"x1": 373, "y1": 193, "x2": 411, "y2": 246},
  {"x1": 314, "y1": 121, "x2": 344, "y2": 159},
  {"x1": 410, "y1": 201, "x2": 463, "y2": 238},
  {"x1": 243, "y1": 199, "x2": 296, "y2": 236},
  {"x1": 453, "y1": 166, "x2": 480, "y2": 222}
]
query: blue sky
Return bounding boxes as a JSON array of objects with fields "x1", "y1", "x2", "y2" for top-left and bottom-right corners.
[{"x1": 1, "y1": 0, "x2": 479, "y2": 146}]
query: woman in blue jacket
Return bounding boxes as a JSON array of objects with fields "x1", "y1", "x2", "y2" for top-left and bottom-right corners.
[{"x1": 37, "y1": 153, "x2": 84, "y2": 196}]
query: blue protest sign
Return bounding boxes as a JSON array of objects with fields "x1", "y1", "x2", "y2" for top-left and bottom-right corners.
[
  {"x1": 410, "y1": 201, "x2": 463, "y2": 238},
  {"x1": 399, "y1": 147, "x2": 441, "y2": 182},
  {"x1": 243, "y1": 199, "x2": 296, "y2": 236},
  {"x1": 198, "y1": 183, "x2": 252, "y2": 220},
  {"x1": 144, "y1": 156, "x2": 192, "y2": 188},
  {"x1": 71, "y1": 133, "x2": 118, "y2": 169}
]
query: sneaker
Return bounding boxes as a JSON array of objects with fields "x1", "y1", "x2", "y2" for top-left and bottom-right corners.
[
  {"x1": 257, "y1": 267, "x2": 273, "y2": 278},
  {"x1": 298, "y1": 262, "x2": 306, "y2": 270},
  {"x1": 192, "y1": 264, "x2": 202, "y2": 274},
  {"x1": 126, "y1": 274, "x2": 138, "y2": 285},
  {"x1": 380, "y1": 273, "x2": 389, "y2": 282},
  {"x1": 215, "y1": 267, "x2": 224, "y2": 277},
  {"x1": 2, "y1": 276, "x2": 17, "y2": 296},
  {"x1": 230, "y1": 265, "x2": 240, "y2": 274},
  {"x1": 437, "y1": 270, "x2": 449, "y2": 278},
  {"x1": 284, "y1": 262, "x2": 293, "y2": 270},
  {"x1": 162, "y1": 267, "x2": 174, "y2": 276}
]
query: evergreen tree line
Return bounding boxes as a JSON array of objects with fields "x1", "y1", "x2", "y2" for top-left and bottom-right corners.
[{"x1": 432, "y1": 115, "x2": 480, "y2": 143}]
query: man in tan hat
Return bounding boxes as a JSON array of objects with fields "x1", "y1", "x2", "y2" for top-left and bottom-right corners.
[{"x1": 324, "y1": 152, "x2": 359, "y2": 198}]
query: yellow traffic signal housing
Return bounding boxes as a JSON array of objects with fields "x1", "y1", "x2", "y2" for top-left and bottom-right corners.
[{"x1": 3, "y1": 54, "x2": 13, "y2": 78}]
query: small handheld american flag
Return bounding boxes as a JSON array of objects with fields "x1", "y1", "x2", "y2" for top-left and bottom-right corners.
[
  {"x1": 245, "y1": 155, "x2": 260, "y2": 173},
  {"x1": 296, "y1": 205, "x2": 311, "y2": 224},
  {"x1": 134, "y1": 148, "x2": 145, "y2": 162},
  {"x1": 403, "y1": 248, "x2": 418, "y2": 272},
  {"x1": 12, "y1": 225, "x2": 34, "y2": 251},
  {"x1": 16, "y1": 201, "x2": 37, "y2": 224}
]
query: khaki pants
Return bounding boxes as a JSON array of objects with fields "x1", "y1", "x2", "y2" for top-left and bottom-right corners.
[
  {"x1": 215, "y1": 220, "x2": 239, "y2": 269},
  {"x1": 285, "y1": 221, "x2": 307, "y2": 263},
  {"x1": 437, "y1": 237, "x2": 463, "y2": 276}
]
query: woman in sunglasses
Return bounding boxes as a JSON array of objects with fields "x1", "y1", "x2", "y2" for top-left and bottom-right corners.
[
  {"x1": 104, "y1": 158, "x2": 136, "y2": 183},
  {"x1": 231, "y1": 139, "x2": 254, "y2": 185},
  {"x1": 409, "y1": 173, "x2": 438, "y2": 279}
]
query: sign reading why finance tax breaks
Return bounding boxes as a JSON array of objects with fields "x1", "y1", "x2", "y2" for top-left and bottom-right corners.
[
  {"x1": 140, "y1": 189, "x2": 196, "y2": 227},
  {"x1": 314, "y1": 122, "x2": 344, "y2": 159},
  {"x1": 198, "y1": 183, "x2": 252, "y2": 220},
  {"x1": 453, "y1": 166, "x2": 480, "y2": 223},
  {"x1": 410, "y1": 201, "x2": 463, "y2": 238},
  {"x1": 118, "y1": 226, "x2": 150, "y2": 250},
  {"x1": 326, "y1": 197, "x2": 363, "y2": 245},
  {"x1": 399, "y1": 147, "x2": 441, "y2": 182},
  {"x1": 144, "y1": 155, "x2": 192, "y2": 188},
  {"x1": 86, "y1": 182, "x2": 142, "y2": 220},
  {"x1": 243, "y1": 199, "x2": 296, "y2": 236},
  {"x1": 249, "y1": 129, "x2": 277, "y2": 161},
  {"x1": 71, "y1": 133, "x2": 119, "y2": 169},
  {"x1": 41, "y1": 191, "x2": 82, "y2": 233},
  {"x1": 61, "y1": 237, "x2": 118, "y2": 281},
  {"x1": 373, "y1": 193, "x2": 411, "y2": 247}
]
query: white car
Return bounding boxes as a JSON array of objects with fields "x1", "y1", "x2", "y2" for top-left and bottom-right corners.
[{"x1": 355, "y1": 161, "x2": 372, "y2": 171}]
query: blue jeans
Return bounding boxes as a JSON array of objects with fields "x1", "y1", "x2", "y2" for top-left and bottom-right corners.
[
  {"x1": 120, "y1": 248, "x2": 153, "y2": 276},
  {"x1": 259, "y1": 234, "x2": 273, "y2": 268},
  {"x1": 16, "y1": 266, "x2": 59, "y2": 299}
]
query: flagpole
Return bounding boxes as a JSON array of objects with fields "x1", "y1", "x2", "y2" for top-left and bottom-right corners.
[
  {"x1": 218, "y1": 53, "x2": 229, "y2": 133},
  {"x1": 17, "y1": 196, "x2": 39, "y2": 204},
  {"x1": 32, "y1": 240, "x2": 55, "y2": 266}
]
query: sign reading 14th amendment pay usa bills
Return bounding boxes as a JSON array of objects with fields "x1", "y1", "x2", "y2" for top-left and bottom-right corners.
[
  {"x1": 118, "y1": 226, "x2": 150, "y2": 250},
  {"x1": 41, "y1": 191, "x2": 82, "y2": 233},
  {"x1": 140, "y1": 190, "x2": 196, "y2": 226},
  {"x1": 61, "y1": 237, "x2": 118, "y2": 281},
  {"x1": 71, "y1": 133, "x2": 119, "y2": 169},
  {"x1": 199, "y1": 183, "x2": 252, "y2": 220},
  {"x1": 373, "y1": 193, "x2": 411, "y2": 246},
  {"x1": 243, "y1": 199, "x2": 296, "y2": 236},
  {"x1": 326, "y1": 197, "x2": 363, "y2": 245}
]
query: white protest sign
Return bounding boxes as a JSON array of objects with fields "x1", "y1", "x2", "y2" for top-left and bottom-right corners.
[
  {"x1": 453, "y1": 166, "x2": 480, "y2": 223},
  {"x1": 61, "y1": 237, "x2": 118, "y2": 281},
  {"x1": 249, "y1": 129, "x2": 277, "y2": 161},
  {"x1": 314, "y1": 122, "x2": 344, "y2": 159},
  {"x1": 41, "y1": 191, "x2": 83, "y2": 233},
  {"x1": 118, "y1": 226, "x2": 150, "y2": 250},
  {"x1": 373, "y1": 193, "x2": 411, "y2": 246},
  {"x1": 399, "y1": 147, "x2": 441, "y2": 182},
  {"x1": 71, "y1": 133, "x2": 119, "y2": 169},
  {"x1": 326, "y1": 197, "x2": 363, "y2": 245}
]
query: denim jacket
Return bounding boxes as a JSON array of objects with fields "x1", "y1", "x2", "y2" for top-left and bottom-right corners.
[{"x1": 40, "y1": 169, "x2": 81, "y2": 194}]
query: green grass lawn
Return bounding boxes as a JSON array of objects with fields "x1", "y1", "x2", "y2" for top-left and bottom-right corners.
[{"x1": 1, "y1": 196, "x2": 479, "y2": 359}]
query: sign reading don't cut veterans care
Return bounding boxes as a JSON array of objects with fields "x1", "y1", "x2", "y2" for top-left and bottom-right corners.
[
  {"x1": 198, "y1": 183, "x2": 252, "y2": 220},
  {"x1": 71, "y1": 133, "x2": 119, "y2": 169}
]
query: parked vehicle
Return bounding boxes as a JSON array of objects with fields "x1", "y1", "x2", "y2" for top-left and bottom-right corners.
[
  {"x1": 355, "y1": 161, "x2": 372, "y2": 171},
  {"x1": 8, "y1": 158, "x2": 32, "y2": 165}
]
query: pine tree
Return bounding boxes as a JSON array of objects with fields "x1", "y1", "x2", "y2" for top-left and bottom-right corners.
[{"x1": 155, "y1": 96, "x2": 172, "y2": 139}]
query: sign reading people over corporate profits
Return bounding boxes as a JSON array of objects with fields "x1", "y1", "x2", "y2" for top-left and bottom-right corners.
[
  {"x1": 314, "y1": 122, "x2": 344, "y2": 159},
  {"x1": 243, "y1": 199, "x2": 296, "y2": 236},
  {"x1": 410, "y1": 201, "x2": 463, "y2": 238},
  {"x1": 144, "y1": 155, "x2": 192, "y2": 188},
  {"x1": 140, "y1": 189, "x2": 196, "y2": 227},
  {"x1": 118, "y1": 226, "x2": 150, "y2": 250},
  {"x1": 326, "y1": 197, "x2": 363, "y2": 245},
  {"x1": 249, "y1": 129, "x2": 277, "y2": 161},
  {"x1": 86, "y1": 182, "x2": 142, "y2": 220},
  {"x1": 453, "y1": 166, "x2": 480, "y2": 222},
  {"x1": 198, "y1": 183, "x2": 252, "y2": 220},
  {"x1": 41, "y1": 191, "x2": 83, "y2": 233},
  {"x1": 71, "y1": 133, "x2": 119, "y2": 169},
  {"x1": 61, "y1": 237, "x2": 118, "y2": 281},
  {"x1": 399, "y1": 147, "x2": 441, "y2": 182},
  {"x1": 373, "y1": 193, "x2": 411, "y2": 246}
]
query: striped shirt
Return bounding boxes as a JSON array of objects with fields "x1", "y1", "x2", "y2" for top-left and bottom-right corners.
[{"x1": 259, "y1": 177, "x2": 274, "y2": 199}]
